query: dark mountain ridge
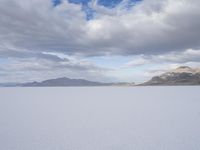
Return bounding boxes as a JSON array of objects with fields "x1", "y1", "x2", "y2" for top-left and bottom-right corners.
[
  {"x1": 19, "y1": 77, "x2": 135, "y2": 87},
  {"x1": 21, "y1": 77, "x2": 110, "y2": 87}
]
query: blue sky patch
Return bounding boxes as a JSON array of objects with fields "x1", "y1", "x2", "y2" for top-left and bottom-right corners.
[
  {"x1": 52, "y1": 0, "x2": 62, "y2": 6},
  {"x1": 52, "y1": 0, "x2": 142, "y2": 19},
  {"x1": 53, "y1": 0, "x2": 142, "y2": 8},
  {"x1": 98, "y1": 0, "x2": 122, "y2": 8},
  {"x1": 68, "y1": 0, "x2": 90, "y2": 5},
  {"x1": 82, "y1": 5, "x2": 96, "y2": 20}
]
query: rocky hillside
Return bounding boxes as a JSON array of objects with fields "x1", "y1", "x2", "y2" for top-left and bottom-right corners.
[{"x1": 142, "y1": 66, "x2": 200, "y2": 85}]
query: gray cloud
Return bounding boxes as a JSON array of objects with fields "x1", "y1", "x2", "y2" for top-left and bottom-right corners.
[
  {"x1": 1, "y1": 0, "x2": 200, "y2": 82},
  {"x1": 1, "y1": 0, "x2": 200, "y2": 57}
]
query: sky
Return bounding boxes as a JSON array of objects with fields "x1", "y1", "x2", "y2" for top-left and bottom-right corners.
[{"x1": 0, "y1": 0, "x2": 200, "y2": 83}]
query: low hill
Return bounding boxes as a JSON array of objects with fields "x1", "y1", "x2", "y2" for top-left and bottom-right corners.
[{"x1": 21, "y1": 77, "x2": 135, "y2": 87}]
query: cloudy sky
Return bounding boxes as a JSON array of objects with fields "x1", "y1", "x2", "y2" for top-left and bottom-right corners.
[{"x1": 0, "y1": 0, "x2": 200, "y2": 83}]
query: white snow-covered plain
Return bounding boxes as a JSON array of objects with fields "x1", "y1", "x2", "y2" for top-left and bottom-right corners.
[{"x1": 0, "y1": 87, "x2": 200, "y2": 150}]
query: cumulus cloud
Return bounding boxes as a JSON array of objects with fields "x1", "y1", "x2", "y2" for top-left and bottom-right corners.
[
  {"x1": 0, "y1": 0, "x2": 200, "y2": 82},
  {"x1": 1, "y1": 0, "x2": 200, "y2": 56}
]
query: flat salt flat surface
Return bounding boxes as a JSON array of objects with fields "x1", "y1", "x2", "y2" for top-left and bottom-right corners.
[{"x1": 0, "y1": 87, "x2": 200, "y2": 150}]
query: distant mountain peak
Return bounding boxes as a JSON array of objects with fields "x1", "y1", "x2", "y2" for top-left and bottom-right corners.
[
  {"x1": 171, "y1": 66, "x2": 200, "y2": 74},
  {"x1": 142, "y1": 66, "x2": 200, "y2": 85}
]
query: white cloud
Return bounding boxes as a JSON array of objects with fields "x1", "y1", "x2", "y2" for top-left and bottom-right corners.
[
  {"x1": 125, "y1": 49, "x2": 200, "y2": 66},
  {"x1": 125, "y1": 56, "x2": 149, "y2": 67}
]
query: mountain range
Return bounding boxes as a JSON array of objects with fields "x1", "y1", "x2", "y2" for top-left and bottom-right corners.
[
  {"x1": 0, "y1": 66, "x2": 200, "y2": 86},
  {"x1": 20, "y1": 77, "x2": 135, "y2": 87}
]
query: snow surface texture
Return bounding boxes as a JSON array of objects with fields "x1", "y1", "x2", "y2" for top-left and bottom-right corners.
[{"x1": 0, "y1": 87, "x2": 200, "y2": 150}]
